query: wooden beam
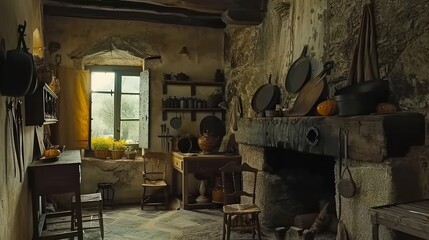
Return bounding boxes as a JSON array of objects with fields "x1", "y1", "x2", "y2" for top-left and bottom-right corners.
[
  {"x1": 119, "y1": 0, "x2": 230, "y2": 14},
  {"x1": 43, "y1": 0, "x2": 221, "y2": 17},
  {"x1": 43, "y1": 5, "x2": 226, "y2": 28}
]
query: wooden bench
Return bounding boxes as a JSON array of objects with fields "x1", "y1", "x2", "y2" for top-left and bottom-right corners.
[{"x1": 370, "y1": 199, "x2": 429, "y2": 239}]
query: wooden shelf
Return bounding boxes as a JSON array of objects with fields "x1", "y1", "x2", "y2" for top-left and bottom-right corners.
[
  {"x1": 162, "y1": 80, "x2": 224, "y2": 95},
  {"x1": 162, "y1": 108, "x2": 225, "y2": 121}
]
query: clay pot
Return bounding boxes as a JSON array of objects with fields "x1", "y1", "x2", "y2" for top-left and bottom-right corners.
[{"x1": 198, "y1": 131, "x2": 220, "y2": 154}]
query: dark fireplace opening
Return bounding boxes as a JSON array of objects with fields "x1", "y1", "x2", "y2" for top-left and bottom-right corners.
[{"x1": 260, "y1": 147, "x2": 336, "y2": 230}]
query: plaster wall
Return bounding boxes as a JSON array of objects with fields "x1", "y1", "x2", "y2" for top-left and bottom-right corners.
[
  {"x1": 43, "y1": 16, "x2": 224, "y2": 152},
  {"x1": 0, "y1": 1, "x2": 44, "y2": 239},
  {"x1": 80, "y1": 159, "x2": 145, "y2": 204}
]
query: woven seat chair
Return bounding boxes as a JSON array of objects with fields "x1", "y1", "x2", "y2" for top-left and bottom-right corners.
[
  {"x1": 220, "y1": 162, "x2": 262, "y2": 240},
  {"x1": 141, "y1": 152, "x2": 169, "y2": 210}
]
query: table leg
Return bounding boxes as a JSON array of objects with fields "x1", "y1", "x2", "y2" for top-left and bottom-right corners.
[
  {"x1": 32, "y1": 193, "x2": 39, "y2": 240},
  {"x1": 74, "y1": 190, "x2": 83, "y2": 240},
  {"x1": 182, "y1": 169, "x2": 188, "y2": 209}
]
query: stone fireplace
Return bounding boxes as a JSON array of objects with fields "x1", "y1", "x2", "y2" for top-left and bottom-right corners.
[{"x1": 235, "y1": 113, "x2": 429, "y2": 240}]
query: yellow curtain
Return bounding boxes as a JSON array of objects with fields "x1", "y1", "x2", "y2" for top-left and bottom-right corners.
[{"x1": 52, "y1": 67, "x2": 90, "y2": 149}]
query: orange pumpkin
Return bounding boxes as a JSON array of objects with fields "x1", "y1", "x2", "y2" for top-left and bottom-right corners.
[{"x1": 317, "y1": 100, "x2": 338, "y2": 116}]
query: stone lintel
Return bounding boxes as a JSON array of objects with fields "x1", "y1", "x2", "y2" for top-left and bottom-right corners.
[{"x1": 235, "y1": 112, "x2": 425, "y2": 162}]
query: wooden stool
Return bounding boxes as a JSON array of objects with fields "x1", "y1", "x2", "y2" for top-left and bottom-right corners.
[
  {"x1": 97, "y1": 182, "x2": 115, "y2": 209},
  {"x1": 71, "y1": 193, "x2": 104, "y2": 239}
]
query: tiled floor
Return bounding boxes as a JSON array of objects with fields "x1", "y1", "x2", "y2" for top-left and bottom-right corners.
[
  {"x1": 45, "y1": 203, "x2": 338, "y2": 240},
  {"x1": 47, "y1": 203, "x2": 275, "y2": 240}
]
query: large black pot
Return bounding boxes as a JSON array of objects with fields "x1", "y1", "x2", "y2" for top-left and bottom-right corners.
[
  {"x1": 334, "y1": 92, "x2": 376, "y2": 117},
  {"x1": 334, "y1": 80, "x2": 389, "y2": 117}
]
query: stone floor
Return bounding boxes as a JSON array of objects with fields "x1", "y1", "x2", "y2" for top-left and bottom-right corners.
[
  {"x1": 45, "y1": 203, "x2": 336, "y2": 240},
  {"x1": 46, "y1": 203, "x2": 276, "y2": 240}
]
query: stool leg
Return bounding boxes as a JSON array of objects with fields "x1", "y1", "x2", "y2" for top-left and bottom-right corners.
[
  {"x1": 99, "y1": 199, "x2": 104, "y2": 239},
  {"x1": 111, "y1": 187, "x2": 115, "y2": 209},
  {"x1": 164, "y1": 187, "x2": 169, "y2": 209},
  {"x1": 141, "y1": 187, "x2": 146, "y2": 210}
]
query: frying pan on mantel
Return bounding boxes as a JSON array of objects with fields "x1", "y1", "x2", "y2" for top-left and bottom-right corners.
[
  {"x1": 285, "y1": 45, "x2": 311, "y2": 93},
  {"x1": 251, "y1": 74, "x2": 280, "y2": 115},
  {"x1": 287, "y1": 61, "x2": 334, "y2": 116}
]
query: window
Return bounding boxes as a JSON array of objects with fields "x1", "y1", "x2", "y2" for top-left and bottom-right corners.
[{"x1": 90, "y1": 67, "x2": 147, "y2": 147}]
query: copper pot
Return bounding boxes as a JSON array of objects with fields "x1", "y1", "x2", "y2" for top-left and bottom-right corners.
[{"x1": 197, "y1": 131, "x2": 219, "y2": 154}]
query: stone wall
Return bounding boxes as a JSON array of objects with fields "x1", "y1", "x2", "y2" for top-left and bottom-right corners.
[
  {"x1": 225, "y1": 0, "x2": 429, "y2": 117},
  {"x1": 226, "y1": 1, "x2": 429, "y2": 239}
]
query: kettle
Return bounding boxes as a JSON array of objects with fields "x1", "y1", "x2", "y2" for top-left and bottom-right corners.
[
  {"x1": 197, "y1": 131, "x2": 220, "y2": 154},
  {"x1": 174, "y1": 72, "x2": 190, "y2": 81}
]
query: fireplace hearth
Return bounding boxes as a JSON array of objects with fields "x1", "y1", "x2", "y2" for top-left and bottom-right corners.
[
  {"x1": 236, "y1": 113, "x2": 429, "y2": 240},
  {"x1": 261, "y1": 148, "x2": 335, "y2": 229}
]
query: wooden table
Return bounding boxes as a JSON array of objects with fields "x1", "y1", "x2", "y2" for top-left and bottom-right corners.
[
  {"x1": 28, "y1": 150, "x2": 83, "y2": 240},
  {"x1": 171, "y1": 152, "x2": 241, "y2": 210},
  {"x1": 370, "y1": 199, "x2": 429, "y2": 239}
]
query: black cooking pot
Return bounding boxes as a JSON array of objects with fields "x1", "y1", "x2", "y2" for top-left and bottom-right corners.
[
  {"x1": 334, "y1": 92, "x2": 376, "y2": 117},
  {"x1": 334, "y1": 80, "x2": 389, "y2": 116},
  {"x1": 335, "y1": 80, "x2": 389, "y2": 102}
]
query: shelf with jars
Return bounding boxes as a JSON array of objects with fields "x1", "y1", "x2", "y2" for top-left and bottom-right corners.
[
  {"x1": 162, "y1": 80, "x2": 225, "y2": 96},
  {"x1": 162, "y1": 95, "x2": 225, "y2": 121}
]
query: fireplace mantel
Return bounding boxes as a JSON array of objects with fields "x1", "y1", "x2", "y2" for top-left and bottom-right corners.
[{"x1": 235, "y1": 112, "x2": 425, "y2": 162}]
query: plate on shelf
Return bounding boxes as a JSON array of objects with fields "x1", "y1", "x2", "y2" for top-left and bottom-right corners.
[{"x1": 38, "y1": 155, "x2": 60, "y2": 162}]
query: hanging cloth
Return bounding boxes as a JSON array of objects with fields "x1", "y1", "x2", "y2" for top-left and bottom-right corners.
[
  {"x1": 348, "y1": 3, "x2": 380, "y2": 84},
  {"x1": 228, "y1": 96, "x2": 243, "y2": 132}
]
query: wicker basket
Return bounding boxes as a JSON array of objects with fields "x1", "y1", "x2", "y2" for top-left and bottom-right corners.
[
  {"x1": 110, "y1": 150, "x2": 124, "y2": 160},
  {"x1": 94, "y1": 149, "x2": 110, "y2": 159}
]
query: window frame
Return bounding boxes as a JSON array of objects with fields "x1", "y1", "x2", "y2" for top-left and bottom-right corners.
[{"x1": 88, "y1": 65, "x2": 142, "y2": 149}]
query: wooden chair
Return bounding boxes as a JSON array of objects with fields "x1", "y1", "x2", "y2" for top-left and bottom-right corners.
[
  {"x1": 220, "y1": 162, "x2": 262, "y2": 240},
  {"x1": 71, "y1": 192, "x2": 104, "y2": 239},
  {"x1": 141, "y1": 152, "x2": 169, "y2": 210}
]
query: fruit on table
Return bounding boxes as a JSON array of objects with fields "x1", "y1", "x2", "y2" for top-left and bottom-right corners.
[{"x1": 44, "y1": 149, "x2": 61, "y2": 157}]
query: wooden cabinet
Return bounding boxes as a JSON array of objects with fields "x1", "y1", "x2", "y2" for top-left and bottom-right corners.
[
  {"x1": 25, "y1": 84, "x2": 58, "y2": 126},
  {"x1": 162, "y1": 80, "x2": 225, "y2": 121}
]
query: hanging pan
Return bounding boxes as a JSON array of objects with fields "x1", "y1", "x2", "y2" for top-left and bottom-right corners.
[
  {"x1": 251, "y1": 74, "x2": 280, "y2": 116},
  {"x1": 285, "y1": 45, "x2": 312, "y2": 93},
  {"x1": 287, "y1": 61, "x2": 333, "y2": 116},
  {"x1": 1, "y1": 21, "x2": 34, "y2": 97},
  {"x1": 170, "y1": 112, "x2": 182, "y2": 129}
]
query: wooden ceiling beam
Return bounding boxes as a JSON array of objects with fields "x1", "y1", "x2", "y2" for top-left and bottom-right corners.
[
  {"x1": 43, "y1": 0, "x2": 220, "y2": 17},
  {"x1": 43, "y1": 4, "x2": 226, "y2": 28}
]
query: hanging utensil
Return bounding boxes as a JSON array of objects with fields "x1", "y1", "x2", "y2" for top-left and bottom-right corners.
[
  {"x1": 337, "y1": 129, "x2": 356, "y2": 198},
  {"x1": 170, "y1": 112, "x2": 182, "y2": 129},
  {"x1": 15, "y1": 100, "x2": 24, "y2": 182}
]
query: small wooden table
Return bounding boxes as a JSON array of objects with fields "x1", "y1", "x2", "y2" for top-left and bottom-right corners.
[
  {"x1": 370, "y1": 199, "x2": 429, "y2": 239},
  {"x1": 28, "y1": 150, "x2": 83, "y2": 240},
  {"x1": 171, "y1": 152, "x2": 241, "y2": 209}
]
